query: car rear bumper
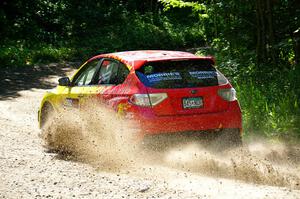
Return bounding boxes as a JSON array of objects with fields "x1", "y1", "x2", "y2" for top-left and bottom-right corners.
[{"x1": 128, "y1": 101, "x2": 242, "y2": 137}]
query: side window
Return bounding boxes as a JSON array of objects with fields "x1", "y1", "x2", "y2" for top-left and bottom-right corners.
[
  {"x1": 96, "y1": 59, "x2": 130, "y2": 85},
  {"x1": 73, "y1": 59, "x2": 100, "y2": 86},
  {"x1": 97, "y1": 59, "x2": 117, "y2": 84},
  {"x1": 115, "y1": 62, "x2": 130, "y2": 84}
]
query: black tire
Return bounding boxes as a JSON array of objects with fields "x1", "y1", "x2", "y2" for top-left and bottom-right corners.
[
  {"x1": 40, "y1": 102, "x2": 55, "y2": 129},
  {"x1": 40, "y1": 103, "x2": 57, "y2": 151}
]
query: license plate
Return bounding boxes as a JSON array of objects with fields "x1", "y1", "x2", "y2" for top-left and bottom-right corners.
[{"x1": 182, "y1": 97, "x2": 203, "y2": 109}]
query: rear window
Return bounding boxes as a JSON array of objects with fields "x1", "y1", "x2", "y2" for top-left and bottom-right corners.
[{"x1": 136, "y1": 59, "x2": 218, "y2": 89}]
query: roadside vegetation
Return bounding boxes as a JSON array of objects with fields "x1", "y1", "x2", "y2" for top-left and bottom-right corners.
[{"x1": 1, "y1": 0, "x2": 299, "y2": 139}]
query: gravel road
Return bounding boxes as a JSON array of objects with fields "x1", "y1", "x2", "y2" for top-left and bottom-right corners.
[{"x1": 0, "y1": 64, "x2": 299, "y2": 199}]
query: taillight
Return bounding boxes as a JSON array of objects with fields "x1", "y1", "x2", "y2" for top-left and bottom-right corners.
[
  {"x1": 130, "y1": 93, "x2": 168, "y2": 107},
  {"x1": 218, "y1": 88, "x2": 237, "y2": 101}
]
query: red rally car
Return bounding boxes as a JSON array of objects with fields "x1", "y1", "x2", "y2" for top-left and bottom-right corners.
[{"x1": 39, "y1": 50, "x2": 242, "y2": 146}]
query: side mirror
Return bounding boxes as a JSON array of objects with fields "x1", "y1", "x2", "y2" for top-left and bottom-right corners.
[{"x1": 58, "y1": 77, "x2": 71, "y2": 86}]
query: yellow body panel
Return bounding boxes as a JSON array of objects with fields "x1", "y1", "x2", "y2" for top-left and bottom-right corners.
[
  {"x1": 38, "y1": 84, "x2": 102, "y2": 125},
  {"x1": 38, "y1": 58, "x2": 131, "y2": 128},
  {"x1": 38, "y1": 61, "x2": 96, "y2": 127}
]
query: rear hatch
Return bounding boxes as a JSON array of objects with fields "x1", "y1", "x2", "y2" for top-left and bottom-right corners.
[{"x1": 135, "y1": 59, "x2": 229, "y2": 116}]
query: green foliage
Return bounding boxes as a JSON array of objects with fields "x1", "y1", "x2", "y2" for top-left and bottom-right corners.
[
  {"x1": 1, "y1": 4, "x2": 206, "y2": 67},
  {"x1": 237, "y1": 81, "x2": 299, "y2": 138},
  {"x1": 159, "y1": 0, "x2": 207, "y2": 15},
  {"x1": 0, "y1": 42, "x2": 76, "y2": 67},
  {"x1": 0, "y1": 42, "x2": 29, "y2": 67}
]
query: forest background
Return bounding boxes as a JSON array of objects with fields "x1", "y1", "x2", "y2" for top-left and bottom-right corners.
[{"x1": 1, "y1": 0, "x2": 299, "y2": 139}]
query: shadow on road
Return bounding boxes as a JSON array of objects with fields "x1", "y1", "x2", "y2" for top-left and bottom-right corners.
[{"x1": 0, "y1": 62, "x2": 79, "y2": 100}]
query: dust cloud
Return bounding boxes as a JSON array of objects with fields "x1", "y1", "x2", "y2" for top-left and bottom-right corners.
[
  {"x1": 41, "y1": 102, "x2": 139, "y2": 171},
  {"x1": 163, "y1": 141, "x2": 300, "y2": 189},
  {"x1": 40, "y1": 104, "x2": 300, "y2": 189}
]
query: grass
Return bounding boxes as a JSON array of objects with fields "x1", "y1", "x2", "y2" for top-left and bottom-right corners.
[
  {"x1": 0, "y1": 42, "x2": 76, "y2": 67},
  {"x1": 236, "y1": 82, "x2": 299, "y2": 139}
]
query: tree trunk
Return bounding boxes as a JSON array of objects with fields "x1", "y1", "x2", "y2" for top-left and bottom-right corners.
[
  {"x1": 266, "y1": 0, "x2": 276, "y2": 63},
  {"x1": 256, "y1": 0, "x2": 266, "y2": 64},
  {"x1": 255, "y1": 0, "x2": 276, "y2": 65}
]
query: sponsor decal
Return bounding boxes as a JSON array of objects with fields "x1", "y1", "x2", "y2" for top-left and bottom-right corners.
[
  {"x1": 146, "y1": 72, "x2": 182, "y2": 82},
  {"x1": 189, "y1": 71, "x2": 217, "y2": 79},
  {"x1": 117, "y1": 103, "x2": 131, "y2": 118}
]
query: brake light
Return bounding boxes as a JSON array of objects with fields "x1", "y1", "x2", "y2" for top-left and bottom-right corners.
[
  {"x1": 218, "y1": 88, "x2": 237, "y2": 101},
  {"x1": 130, "y1": 93, "x2": 168, "y2": 107}
]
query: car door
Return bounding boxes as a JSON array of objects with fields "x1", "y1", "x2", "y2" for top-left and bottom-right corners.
[
  {"x1": 95, "y1": 59, "x2": 131, "y2": 113},
  {"x1": 85, "y1": 58, "x2": 122, "y2": 101},
  {"x1": 66, "y1": 58, "x2": 130, "y2": 109},
  {"x1": 75, "y1": 58, "x2": 126, "y2": 107},
  {"x1": 65, "y1": 59, "x2": 101, "y2": 108}
]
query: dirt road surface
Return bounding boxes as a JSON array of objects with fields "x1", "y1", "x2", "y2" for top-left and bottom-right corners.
[{"x1": 0, "y1": 63, "x2": 299, "y2": 198}]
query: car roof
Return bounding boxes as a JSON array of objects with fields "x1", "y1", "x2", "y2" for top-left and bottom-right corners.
[{"x1": 91, "y1": 50, "x2": 214, "y2": 70}]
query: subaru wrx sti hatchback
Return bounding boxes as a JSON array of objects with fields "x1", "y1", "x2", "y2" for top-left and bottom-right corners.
[{"x1": 38, "y1": 50, "x2": 242, "y2": 145}]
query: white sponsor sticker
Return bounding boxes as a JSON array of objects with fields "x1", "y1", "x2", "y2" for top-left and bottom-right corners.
[
  {"x1": 146, "y1": 72, "x2": 182, "y2": 82},
  {"x1": 189, "y1": 71, "x2": 217, "y2": 79}
]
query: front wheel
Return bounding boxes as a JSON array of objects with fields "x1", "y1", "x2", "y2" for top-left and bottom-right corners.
[
  {"x1": 40, "y1": 103, "x2": 55, "y2": 129},
  {"x1": 39, "y1": 103, "x2": 57, "y2": 151}
]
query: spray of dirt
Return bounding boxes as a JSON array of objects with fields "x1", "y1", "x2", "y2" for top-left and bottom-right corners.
[
  {"x1": 162, "y1": 140, "x2": 300, "y2": 189},
  {"x1": 41, "y1": 102, "x2": 139, "y2": 171},
  {"x1": 40, "y1": 104, "x2": 300, "y2": 189}
]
